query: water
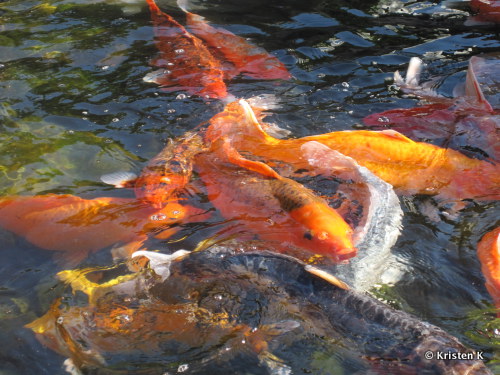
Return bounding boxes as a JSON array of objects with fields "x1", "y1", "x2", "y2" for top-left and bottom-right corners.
[{"x1": 0, "y1": 0, "x2": 499, "y2": 373}]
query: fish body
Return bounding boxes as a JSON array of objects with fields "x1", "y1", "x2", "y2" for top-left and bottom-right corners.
[
  {"x1": 144, "y1": 0, "x2": 227, "y2": 98},
  {"x1": 179, "y1": 1, "x2": 290, "y2": 80},
  {"x1": 133, "y1": 131, "x2": 206, "y2": 208},
  {"x1": 477, "y1": 227, "x2": 500, "y2": 317},
  {"x1": 27, "y1": 249, "x2": 491, "y2": 373},
  {"x1": 470, "y1": 0, "x2": 500, "y2": 23},
  {"x1": 364, "y1": 54, "x2": 500, "y2": 160},
  {"x1": 0, "y1": 195, "x2": 190, "y2": 265},
  {"x1": 194, "y1": 139, "x2": 356, "y2": 262},
  {"x1": 205, "y1": 100, "x2": 500, "y2": 201},
  {"x1": 26, "y1": 253, "x2": 298, "y2": 373}
]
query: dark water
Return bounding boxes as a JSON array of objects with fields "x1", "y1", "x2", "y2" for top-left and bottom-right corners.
[{"x1": 0, "y1": 0, "x2": 499, "y2": 374}]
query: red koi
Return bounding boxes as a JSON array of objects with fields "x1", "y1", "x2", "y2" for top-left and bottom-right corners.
[
  {"x1": 195, "y1": 138, "x2": 356, "y2": 262},
  {"x1": 364, "y1": 55, "x2": 500, "y2": 160},
  {"x1": 477, "y1": 227, "x2": 500, "y2": 317},
  {"x1": 470, "y1": 0, "x2": 500, "y2": 24},
  {"x1": 0, "y1": 195, "x2": 194, "y2": 266},
  {"x1": 177, "y1": 0, "x2": 291, "y2": 80},
  {"x1": 144, "y1": 0, "x2": 227, "y2": 98}
]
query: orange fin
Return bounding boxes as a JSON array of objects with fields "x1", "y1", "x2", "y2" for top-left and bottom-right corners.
[
  {"x1": 378, "y1": 129, "x2": 414, "y2": 142},
  {"x1": 220, "y1": 138, "x2": 281, "y2": 179}
]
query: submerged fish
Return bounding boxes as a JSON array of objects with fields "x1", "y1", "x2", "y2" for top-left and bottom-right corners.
[
  {"x1": 26, "y1": 250, "x2": 298, "y2": 374},
  {"x1": 205, "y1": 99, "x2": 499, "y2": 201},
  {"x1": 27, "y1": 248, "x2": 492, "y2": 374},
  {"x1": 364, "y1": 55, "x2": 500, "y2": 161},
  {"x1": 477, "y1": 227, "x2": 500, "y2": 317},
  {"x1": 0, "y1": 195, "x2": 196, "y2": 266},
  {"x1": 194, "y1": 137, "x2": 357, "y2": 262},
  {"x1": 144, "y1": 0, "x2": 227, "y2": 98},
  {"x1": 102, "y1": 131, "x2": 206, "y2": 208},
  {"x1": 177, "y1": 0, "x2": 290, "y2": 80}
]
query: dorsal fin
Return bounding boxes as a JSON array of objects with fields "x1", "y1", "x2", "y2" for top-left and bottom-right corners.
[
  {"x1": 239, "y1": 99, "x2": 279, "y2": 144},
  {"x1": 219, "y1": 138, "x2": 282, "y2": 179},
  {"x1": 379, "y1": 129, "x2": 414, "y2": 142},
  {"x1": 465, "y1": 56, "x2": 493, "y2": 111}
]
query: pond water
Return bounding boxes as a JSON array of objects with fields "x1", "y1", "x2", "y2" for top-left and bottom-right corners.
[{"x1": 0, "y1": 0, "x2": 499, "y2": 374}]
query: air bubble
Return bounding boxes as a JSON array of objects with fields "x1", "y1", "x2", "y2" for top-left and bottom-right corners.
[
  {"x1": 167, "y1": 109, "x2": 176, "y2": 114},
  {"x1": 177, "y1": 364, "x2": 189, "y2": 373},
  {"x1": 112, "y1": 118, "x2": 119, "y2": 122},
  {"x1": 176, "y1": 94, "x2": 187, "y2": 100},
  {"x1": 174, "y1": 49, "x2": 185, "y2": 54},
  {"x1": 377, "y1": 116, "x2": 390, "y2": 123},
  {"x1": 57, "y1": 317, "x2": 64, "y2": 324},
  {"x1": 341, "y1": 82, "x2": 349, "y2": 88}
]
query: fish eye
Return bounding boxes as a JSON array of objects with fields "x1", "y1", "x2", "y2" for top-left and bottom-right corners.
[{"x1": 303, "y1": 231, "x2": 313, "y2": 240}]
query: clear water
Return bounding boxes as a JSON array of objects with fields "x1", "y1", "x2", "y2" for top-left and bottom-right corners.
[{"x1": 0, "y1": 0, "x2": 499, "y2": 373}]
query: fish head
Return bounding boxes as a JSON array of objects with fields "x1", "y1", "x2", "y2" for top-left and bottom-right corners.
[{"x1": 291, "y1": 203, "x2": 357, "y2": 262}]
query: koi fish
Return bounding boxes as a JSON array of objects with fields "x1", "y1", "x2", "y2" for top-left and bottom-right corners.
[
  {"x1": 299, "y1": 141, "x2": 403, "y2": 290},
  {"x1": 364, "y1": 55, "x2": 500, "y2": 161},
  {"x1": 477, "y1": 227, "x2": 500, "y2": 317},
  {"x1": 144, "y1": 0, "x2": 227, "y2": 98},
  {"x1": 177, "y1": 0, "x2": 291, "y2": 80},
  {"x1": 101, "y1": 131, "x2": 206, "y2": 208},
  {"x1": 0, "y1": 194, "x2": 194, "y2": 266},
  {"x1": 205, "y1": 99, "x2": 500, "y2": 201},
  {"x1": 470, "y1": 0, "x2": 500, "y2": 24},
  {"x1": 33, "y1": 248, "x2": 490, "y2": 374},
  {"x1": 26, "y1": 250, "x2": 298, "y2": 373},
  {"x1": 194, "y1": 137, "x2": 357, "y2": 262}
]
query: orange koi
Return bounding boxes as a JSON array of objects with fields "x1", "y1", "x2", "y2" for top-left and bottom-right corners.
[
  {"x1": 0, "y1": 195, "x2": 193, "y2": 266},
  {"x1": 133, "y1": 131, "x2": 206, "y2": 208},
  {"x1": 101, "y1": 132, "x2": 206, "y2": 208},
  {"x1": 195, "y1": 138, "x2": 356, "y2": 262},
  {"x1": 144, "y1": 0, "x2": 227, "y2": 98},
  {"x1": 206, "y1": 100, "x2": 500, "y2": 201},
  {"x1": 177, "y1": 0, "x2": 291, "y2": 80},
  {"x1": 477, "y1": 227, "x2": 500, "y2": 317}
]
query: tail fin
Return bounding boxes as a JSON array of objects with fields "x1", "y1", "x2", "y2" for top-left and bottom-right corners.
[{"x1": 177, "y1": 0, "x2": 189, "y2": 13}]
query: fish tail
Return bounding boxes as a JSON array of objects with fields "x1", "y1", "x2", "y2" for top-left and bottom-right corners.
[{"x1": 177, "y1": 0, "x2": 189, "y2": 13}]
